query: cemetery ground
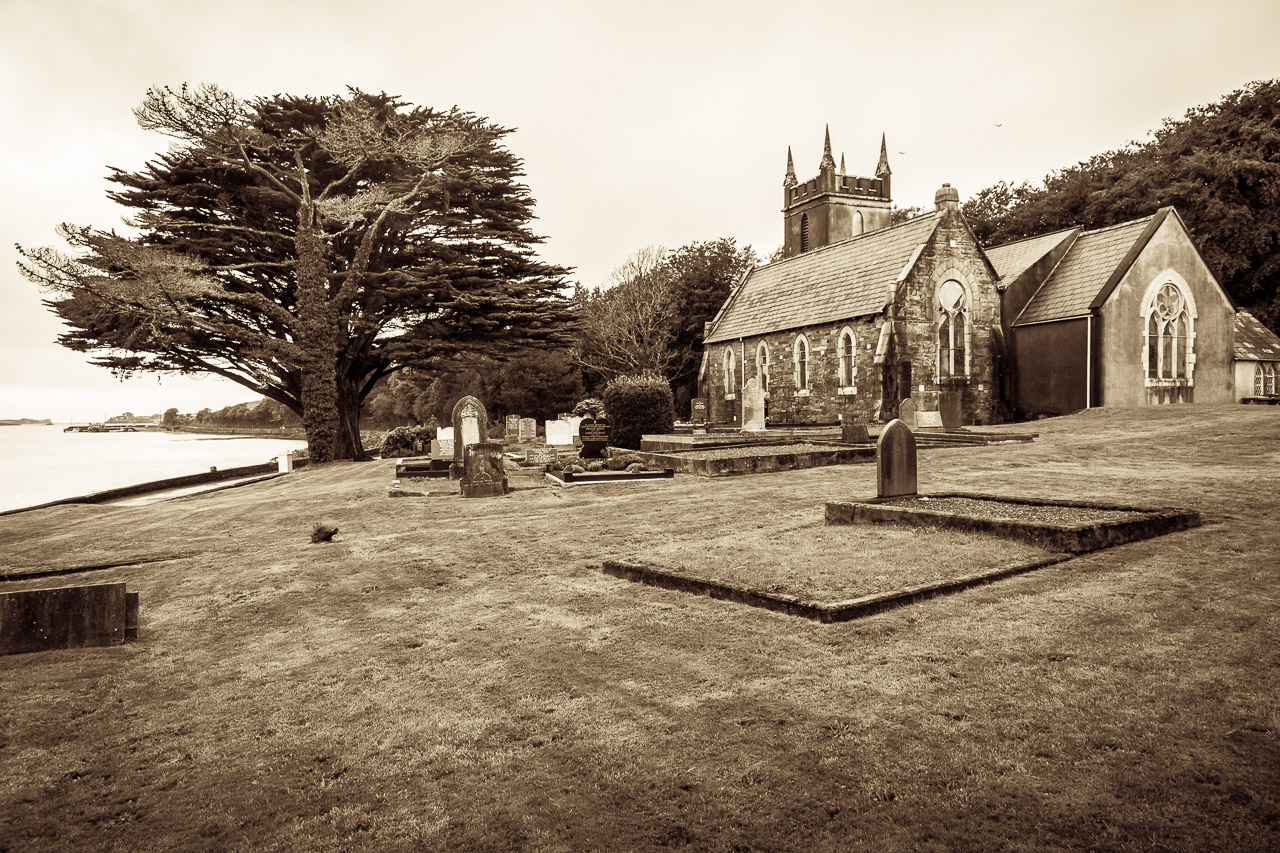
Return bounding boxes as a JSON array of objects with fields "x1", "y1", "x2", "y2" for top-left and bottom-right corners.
[{"x1": 1, "y1": 406, "x2": 1278, "y2": 851}]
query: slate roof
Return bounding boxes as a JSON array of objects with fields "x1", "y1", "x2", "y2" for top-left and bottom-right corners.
[
  {"x1": 983, "y1": 227, "x2": 1077, "y2": 288},
  {"x1": 1235, "y1": 311, "x2": 1280, "y2": 361},
  {"x1": 704, "y1": 212, "x2": 942, "y2": 343},
  {"x1": 1013, "y1": 215, "x2": 1155, "y2": 326}
]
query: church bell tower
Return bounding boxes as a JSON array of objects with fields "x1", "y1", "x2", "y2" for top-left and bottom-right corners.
[{"x1": 782, "y1": 128, "x2": 892, "y2": 257}]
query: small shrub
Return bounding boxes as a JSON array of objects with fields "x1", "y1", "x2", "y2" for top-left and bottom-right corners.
[
  {"x1": 378, "y1": 425, "x2": 435, "y2": 458},
  {"x1": 572, "y1": 398, "x2": 605, "y2": 418},
  {"x1": 311, "y1": 523, "x2": 339, "y2": 543},
  {"x1": 601, "y1": 374, "x2": 675, "y2": 449}
]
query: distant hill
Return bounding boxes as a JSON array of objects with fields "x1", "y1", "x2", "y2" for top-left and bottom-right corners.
[{"x1": 0, "y1": 418, "x2": 52, "y2": 426}]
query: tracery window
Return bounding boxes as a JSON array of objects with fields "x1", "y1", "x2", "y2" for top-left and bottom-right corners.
[
  {"x1": 838, "y1": 327, "x2": 856, "y2": 390},
  {"x1": 937, "y1": 279, "x2": 968, "y2": 379},
  {"x1": 723, "y1": 346, "x2": 736, "y2": 397},
  {"x1": 1268, "y1": 363, "x2": 1279, "y2": 395},
  {"x1": 756, "y1": 341, "x2": 770, "y2": 393},
  {"x1": 1146, "y1": 283, "x2": 1190, "y2": 381},
  {"x1": 794, "y1": 335, "x2": 809, "y2": 392}
]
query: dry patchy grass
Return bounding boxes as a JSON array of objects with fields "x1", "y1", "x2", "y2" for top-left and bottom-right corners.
[{"x1": 1, "y1": 406, "x2": 1278, "y2": 851}]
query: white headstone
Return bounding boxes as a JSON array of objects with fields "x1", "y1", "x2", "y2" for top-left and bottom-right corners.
[
  {"x1": 436, "y1": 426, "x2": 452, "y2": 442},
  {"x1": 917, "y1": 411, "x2": 943, "y2": 428},
  {"x1": 741, "y1": 377, "x2": 766, "y2": 431},
  {"x1": 545, "y1": 419, "x2": 573, "y2": 446}
]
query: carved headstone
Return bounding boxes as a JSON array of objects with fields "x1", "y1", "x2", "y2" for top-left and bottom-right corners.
[
  {"x1": 518, "y1": 417, "x2": 537, "y2": 444},
  {"x1": 876, "y1": 419, "x2": 918, "y2": 499},
  {"x1": 578, "y1": 417, "x2": 611, "y2": 459},
  {"x1": 451, "y1": 396, "x2": 488, "y2": 479},
  {"x1": 690, "y1": 397, "x2": 709, "y2": 424},
  {"x1": 461, "y1": 442, "x2": 507, "y2": 498},
  {"x1": 898, "y1": 398, "x2": 917, "y2": 429},
  {"x1": 741, "y1": 378, "x2": 766, "y2": 431},
  {"x1": 545, "y1": 419, "x2": 573, "y2": 446},
  {"x1": 505, "y1": 414, "x2": 521, "y2": 441}
]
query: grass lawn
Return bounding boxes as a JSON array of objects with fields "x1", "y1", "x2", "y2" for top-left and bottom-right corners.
[
  {"x1": 638, "y1": 520, "x2": 1054, "y2": 600},
  {"x1": 1, "y1": 405, "x2": 1278, "y2": 851}
]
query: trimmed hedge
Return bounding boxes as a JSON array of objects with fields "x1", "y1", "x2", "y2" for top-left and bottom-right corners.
[{"x1": 602, "y1": 374, "x2": 675, "y2": 449}]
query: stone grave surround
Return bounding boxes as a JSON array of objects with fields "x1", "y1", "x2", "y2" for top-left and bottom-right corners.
[
  {"x1": 451, "y1": 396, "x2": 489, "y2": 477},
  {"x1": 877, "y1": 418, "x2": 917, "y2": 499}
]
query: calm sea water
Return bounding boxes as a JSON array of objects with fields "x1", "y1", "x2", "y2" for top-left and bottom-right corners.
[{"x1": 0, "y1": 425, "x2": 307, "y2": 513}]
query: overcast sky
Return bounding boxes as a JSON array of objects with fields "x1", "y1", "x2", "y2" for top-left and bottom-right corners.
[{"x1": 2, "y1": 0, "x2": 1276, "y2": 421}]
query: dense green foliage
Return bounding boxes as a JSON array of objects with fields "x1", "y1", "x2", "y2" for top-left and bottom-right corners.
[
  {"x1": 19, "y1": 85, "x2": 571, "y2": 462},
  {"x1": 601, "y1": 373, "x2": 675, "y2": 449},
  {"x1": 377, "y1": 424, "x2": 435, "y2": 458},
  {"x1": 963, "y1": 79, "x2": 1280, "y2": 330}
]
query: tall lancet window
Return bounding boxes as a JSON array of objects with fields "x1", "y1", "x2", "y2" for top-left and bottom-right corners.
[
  {"x1": 937, "y1": 279, "x2": 968, "y2": 379},
  {"x1": 756, "y1": 341, "x2": 770, "y2": 393},
  {"x1": 800, "y1": 214, "x2": 810, "y2": 253},
  {"x1": 723, "y1": 346, "x2": 736, "y2": 397},
  {"x1": 794, "y1": 335, "x2": 809, "y2": 392}
]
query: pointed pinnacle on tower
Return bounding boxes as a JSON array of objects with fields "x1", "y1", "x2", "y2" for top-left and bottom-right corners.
[
  {"x1": 875, "y1": 131, "x2": 891, "y2": 177},
  {"x1": 784, "y1": 145, "x2": 797, "y2": 188},
  {"x1": 820, "y1": 124, "x2": 836, "y2": 171},
  {"x1": 839, "y1": 153, "x2": 846, "y2": 177}
]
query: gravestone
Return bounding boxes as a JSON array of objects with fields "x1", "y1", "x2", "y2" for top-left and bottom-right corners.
[
  {"x1": 436, "y1": 426, "x2": 452, "y2": 442},
  {"x1": 451, "y1": 396, "x2": 488, "y2": 479},
  {"x1": 2, "y1": 582, "x2": 138, "y2": 655},
  {"x1": 841, "y1": 420, "x2": 870, "y2": 443},
  {"x1": 876, "y1": 418, "x2": 918, "y2": 499},
  {"x1": 939, "y1": 390, "x2": 963, "y2": 429},
  {"x1": 690, "y1": 398, "x2": 709, "y2": 424},
  {"x1": 578, "y1": 417, "x2": 611, "y2": 459},
  {"x1": 568, "y1": 416, "x2": 584, "y2": 438},
  {"x1": 741, "y1": 378, "x2": 766, "y2": 431},
  {"x1": 899, "y1": 398, "x2": 917, "y2": 428},
  {"x1": 505, "y1": 414, "x2": 521, "y2": 441},
  {"x1": 917, "y1": 410, "x2": 943, "y2": 428},
  {"x1": 431, "y1": 438, "x2": 454, "y2": 459},
  {"x1": 525, "y1": 445, "x2": 559, "y2": 466},
  {"x1": 545, "y1": 419, "x2": 573, "y2": 446},
  {"x1": 518, "y1": 417, "x2": 537, "y2": 444},
  {"x1": 461, "y1": 442, "x2": 507, "y2": 498}
]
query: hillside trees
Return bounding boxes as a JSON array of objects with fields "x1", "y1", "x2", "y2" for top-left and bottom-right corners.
[
  {"x1": 18, "y1": 84, "x2": 571, "y2": 462},
  {"x1": 963, "y1": 79, "x2": 1280, "y2": 329}
]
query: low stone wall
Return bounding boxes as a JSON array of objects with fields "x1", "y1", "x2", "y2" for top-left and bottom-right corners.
[{"x1": 631, "y1": 445, "x2": 874, "y2": 477}]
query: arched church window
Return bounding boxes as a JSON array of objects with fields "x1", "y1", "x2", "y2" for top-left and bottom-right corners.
[
  {"x1": 852, "y1": 210, "x2": 864, "y2": 237},
  {"x1": 723, "y1": 346, "x2": 736, "y2": 397},
  {"x1": 937, "y1": 279, "x2": 968, "y2": 379},
  {"x1": 794, "y1": 335, "x2": 809, "y2": 391},
  {"x1": 756, "y1": 341, "x2": 770, "y2": 393},
  {"x1": 1268, "y1": 363, "x2": 1279, "y2": 395},
  {"x1": 1255, "y1": 363, "x2": 1266, "y2": 396},
  {"x1": 1146, "y1": 283, "x2": 1191, "y2": 381},
  {"x1": 838, "y1": 327, "x2": 856, "y2": 390},
  {"x1": 800, "y1": 214, "x2": 810, "y2": 253}
]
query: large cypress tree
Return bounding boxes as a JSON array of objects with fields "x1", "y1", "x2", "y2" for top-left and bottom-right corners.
[{"x1": 19, "y1": 84, "x2": 571, "y2": 461}]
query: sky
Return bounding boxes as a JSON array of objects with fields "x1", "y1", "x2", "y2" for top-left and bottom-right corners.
[{"x1": 1, "y1": 0, "x2": 1277, "y2": 421}]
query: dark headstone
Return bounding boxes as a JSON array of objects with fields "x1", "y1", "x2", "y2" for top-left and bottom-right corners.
[
  {"x1": 690, "y1": 398, "x2": 709, "y2": 424},
  {"x1": 841, "y1": 421, "x2": 870, "y2": 443},
  {"x1": 939, "y1": 389, "x2": 963, "y2": 429},
  {"x1": 1, "y1": 582, "x2": 137, "y2": 655},
  {"x1": 578, "y1": 417, "x2": 611, "y2": 459},
  {"x1": 451, "y1": 396, "x2": 488, "y2": 479},
  {"x1": 461, "y1": 442, "x2": 507, "y2": 498},
  {"x1": 505, "y1": 414, "x2": 521, "y2": 440},
  {"x1": 876, "y1": 418, "x2": 917, "y2": 498}
]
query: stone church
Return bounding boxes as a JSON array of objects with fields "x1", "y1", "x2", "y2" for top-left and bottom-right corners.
[{"x1": 699, "y1": 129, "x2": 1249, "y2": 425}]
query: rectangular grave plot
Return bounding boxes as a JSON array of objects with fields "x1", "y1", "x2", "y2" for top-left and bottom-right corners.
[{"x1": 825, "y1": 492, "x2": 1201, "y2": 554}]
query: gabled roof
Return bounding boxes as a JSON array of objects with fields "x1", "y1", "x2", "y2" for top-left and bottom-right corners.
[
  {"x1": 1012, "y1": 213, "x2": 1158, "y2": 326},
  {"x1": 983, "y1": 227, "x2": 1078, "y2": 289},
  {"x1": 1235, "y1": 311, "x2": 1280, "y2": 361},
  {"x1": 704, "y1": 212, "x2": 942, "y2": 343}
]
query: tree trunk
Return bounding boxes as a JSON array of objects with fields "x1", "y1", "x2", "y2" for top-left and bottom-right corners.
[{"x1": 295, "y1": 210, "x2": 346, "y2": 463}]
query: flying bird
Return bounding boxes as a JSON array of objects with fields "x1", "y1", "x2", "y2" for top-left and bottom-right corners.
[{"x1": 995, "y1": 123, "x2": 1003, "y2": 127}]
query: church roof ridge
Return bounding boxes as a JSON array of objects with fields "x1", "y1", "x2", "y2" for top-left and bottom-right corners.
[
  {"x1": 984, "y1": 224, "x2": 1080, "y2": 252},
  {"x1": 758, "y1": 209, "x2": 942, "y2": 271}
]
